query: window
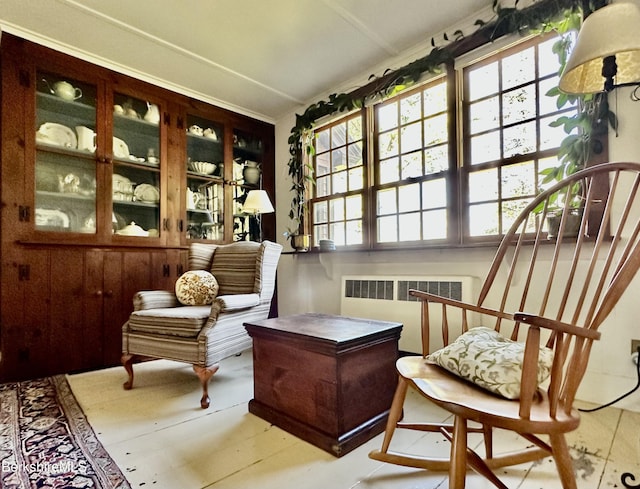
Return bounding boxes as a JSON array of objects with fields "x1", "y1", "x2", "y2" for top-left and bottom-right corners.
[
  {"x1": 311, "y1": 113, "x2": 365, "y2": 247},
  {"x1": 375, "y1": 78, "x2": 449, "y2": 244},
  {"x1": 462, "y1": 35, "x2": 576, "y2": 240},
  {"x1": 310, "y1": 32, "x2": 585, "y2": 250}
]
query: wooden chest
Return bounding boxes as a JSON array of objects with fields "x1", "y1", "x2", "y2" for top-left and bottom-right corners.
[{"x1": 244, "y1": 313, "x2": 402, "y2": 457}]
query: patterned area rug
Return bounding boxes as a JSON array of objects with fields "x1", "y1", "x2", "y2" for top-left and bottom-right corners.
[{"x1": 0, "y1": 375, "x2": 130, "y2": 489}]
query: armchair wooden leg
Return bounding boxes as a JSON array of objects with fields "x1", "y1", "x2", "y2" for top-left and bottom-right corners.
[
  {"x1": 193, "y1": 364, "x2": 219, "y2": 409},
  {"x1": 122, "y1": 354, "x2": 138, "y2": 390}
]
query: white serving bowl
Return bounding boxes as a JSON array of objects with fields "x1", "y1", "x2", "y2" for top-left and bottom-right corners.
[{"x1": 189, "y1": 161, "x2": 216, "y2": 175}]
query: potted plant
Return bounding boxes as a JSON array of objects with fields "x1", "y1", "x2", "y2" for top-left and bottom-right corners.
[
  {"x1": 538, "y1": 18, "x2": 616, "y2": 236},
  {"x1": 285, "y1": 128, "x2": 314, "y2": 251}
]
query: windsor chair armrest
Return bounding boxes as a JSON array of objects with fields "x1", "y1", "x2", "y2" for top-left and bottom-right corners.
[
  {"x1": 514, "y1": 312, "x2": 601, "y2": 340},
  {"x1": 409, "y1": 289, "x2": 513, "y2": 321}
]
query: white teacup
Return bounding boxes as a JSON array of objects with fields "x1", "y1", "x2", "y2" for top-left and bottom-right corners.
[{"x1": 188, "y1": 125, "x2": 203, "y2": 136}]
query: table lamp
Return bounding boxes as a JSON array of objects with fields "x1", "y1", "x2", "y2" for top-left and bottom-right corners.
[{"x1": 243, "y1": 190, "x2": 274, "y2": 241}]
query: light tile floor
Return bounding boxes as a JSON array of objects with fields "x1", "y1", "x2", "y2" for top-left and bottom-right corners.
[{"x1": 67, "y1": 351, "x2": 640, "y2": 489}]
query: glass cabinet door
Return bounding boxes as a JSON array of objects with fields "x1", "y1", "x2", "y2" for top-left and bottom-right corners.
[
  {"x1": 112, "y1": 93, "x2": 161, "y2": 238},
  {"x1": 186, "y1": 115, "x2": 224, "y2": 241},
  {"x1": 233, "y1": 128, "x2": 265, "y2": 241},
  {"x1": 35, "y1": 72, "x2": 97, "y2": 233}
]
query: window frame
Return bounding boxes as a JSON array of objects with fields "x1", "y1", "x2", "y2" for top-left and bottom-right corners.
[{"x1": 308, "y1": 31, "x2": 608, "y2": 252}]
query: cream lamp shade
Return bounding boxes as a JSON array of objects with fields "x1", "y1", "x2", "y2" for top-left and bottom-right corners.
[
  {"x1": 559, "y1": 1, "x2": 640, "y2": 94},
  {"x1": 243, "y1": 190, "x2": 274, "y2": 214}
]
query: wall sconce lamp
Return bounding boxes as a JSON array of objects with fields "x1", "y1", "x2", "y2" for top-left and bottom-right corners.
[
  {"x1": 242, "y1": 190, "x2": 274, "y2": 242},
  {"x1": 559, "y1": 1, "x2": 640, "y2": 96}
]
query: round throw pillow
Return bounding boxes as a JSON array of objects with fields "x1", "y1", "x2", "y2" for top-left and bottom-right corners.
[{"x1": 175, "y1": 270, "x2": 219, "y2": 306}]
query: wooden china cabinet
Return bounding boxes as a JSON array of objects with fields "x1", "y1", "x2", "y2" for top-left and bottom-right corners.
[{"x1": 0, "y1": 34, "x2": 275, "y2": 381}]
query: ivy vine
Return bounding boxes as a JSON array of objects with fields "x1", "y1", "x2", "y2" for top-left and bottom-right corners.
[{"x1": 286, "y1": 0, "x2": 610, "y2": 235}]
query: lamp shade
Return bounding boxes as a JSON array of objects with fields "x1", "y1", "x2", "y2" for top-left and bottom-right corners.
[
  {"x1": 243, "y1": 190, "x2": 274, "y2": 214},
  {"x1": 559, "y1": 1, "x2": 640, "y2": 94}
]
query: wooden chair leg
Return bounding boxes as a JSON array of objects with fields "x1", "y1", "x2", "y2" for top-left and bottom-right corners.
[
  {"x1": 193, "y1": 364, "x2": 219, "y2": 409},
  {"x1": 483, "y1": 424, "x2": 493, "y2": 459},
  {"x1": 379, "y1": 376, "x2": 408, "y2": 453},
  {"x1": 449, "y1": 416, "x2": 468, "y2": 489},
  {"x1": 550, "y1": 433, "x2": 578, "y2": 489},
  {"x1": 122, "y1": 354, "x2": 138, "y2": 390}
]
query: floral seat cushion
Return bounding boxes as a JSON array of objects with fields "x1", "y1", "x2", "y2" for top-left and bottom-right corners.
[{"x1": 426, "y1": 326, "x2": 554, "y2": 399}]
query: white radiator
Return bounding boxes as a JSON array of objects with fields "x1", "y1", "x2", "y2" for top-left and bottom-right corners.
[{"x1": 340, "y1": 275, "x2": 478, "y2": 354}]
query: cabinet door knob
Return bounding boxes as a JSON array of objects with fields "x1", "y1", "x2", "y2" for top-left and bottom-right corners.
[
  {"x1": 104, "y1": 290, "x2": 114, "y2": 298},
  {"x1": 95, "y1": 290, "x2": 103, "y2": 297}
]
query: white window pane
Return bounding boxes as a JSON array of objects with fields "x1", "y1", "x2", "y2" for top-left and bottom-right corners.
[
  {"x1": 347, "y1": 142, "x2": 363, "y2": 167},
  {"x1": 469, "y1": 202, "x2": 499, "y2": 236},
  {"x1": 346, "y1": 220, "x2": 363, "y2": 245},
  {"x1": 379, "y1": 157, "x2": 399, "y2": 184},
  {"x1": 377, "y1": 215, "x2": 397, "y2": 242},
  {"x1": 348, "y1": 167, "x2": 363, "y2": 191},
  {"x1": 470, "y1": 96, "x2": 499, "y2": 134},
  {"x1": 539, "y1": 76, "x2": 573, "y2": 115},
  {"x1": 468, "y1": 62, "x2": 498, "y2": 100},
  {"x1": 348, "y1": 117, "x2": 362, "y2": 142},
  {"x1": 313, "y1": 201, "x2": 328, "y2": 223},
  {"x1": 424, "y1": 145, "x2": 448, "y2": 174},
  {"x1": 502, "y1": 161, "x2": 535, "y2": 198},
  {"x1": 502, "y1": 85, "x2": 536, "y2": 126},
  {"x1": 424, "y1": 82, "x2": 447, "y2": 116},
  {"x1": 314, "y1": 224, "x2": 328, "y2": 242},
  {"x1": 331, "y1": 122, "x2": 346, "y2": 147},
  {"x1": 422, "y1": 209, "x2": 447, "y2": 239},
  {"x1": 540, "y1": 114, "x2": 571, "y2": 151},
  {"x1": 422, "y1": 179, "x2": 447, "y2": 208},
  {"x1": 316, "y1": 175, "x2": 330, "y2": 197},
  {"x1": 399, "y1": 213, "x2": 421, "y2": 241},
  {"x1": 400, "y1": 93, "x2": 422, "y2": 124},
  {"x1": 504, "y1": 121, "x2": 536, "y2": 158},
  {"x1": 332, "y1": 170, "x2": 347, "y2": 193},
  {"x1": 538, "y1": 35, "x2": 565, "y2": 78},
  {"x1": 502, "y1": 47, "x2": 535, "y2": 90},
  {"x1": 424, "y1": 114, "x2": 448, "y2": 146},
  {"x1": 401, "y1": 152, "x2": 422, "y2": 179},
  {"x1": 329, "y1": 198, "x2": 345, "y2": 221},
  {"x1": 398, "y1": 183, "x2": 420, "y2": 212},
  {"x1": 502, "y1": 198, "x2": 533, "y2": 232},
  {"x1": 469, "y1": 168, "x2": 498, "y2": 203},
  {"x1": 331, "y1": 147, "x2": 346, "y2": 171},
  {"x1": 377, "y1": 188, "x2": 397, "y2": 215},
  {"x1": 401, "y1": 122, "x2": 422, "y2": 153},
  {"x1": 379, "y1": 130, "x2": 399, "y2": 158},
  {"x1": 378, "y1": 102, "x2": 398, "y2": 132},
  {"x1": 331, "y1": 222, "x2": 346, "y2": 245},
  {"x1": 345, "y1": 195, "x2": 362, "y2": 219},
  {"x1": 470, "y1": 131, "x2": 501, "y2": 164},
  {"x1": 316, "y1": 152, "x2": 330, "y2": 176},
  {"x1": 316, "y1": 129, "x2": 330, "y2": 152}
]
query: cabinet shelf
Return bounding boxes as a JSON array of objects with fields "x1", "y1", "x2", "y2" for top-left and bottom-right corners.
[
  {"x1": 36, "y1": 92, "x2": 95, "y2": 118},
  {"x1": 114, "y1": 113, "x2": 160, "y2": 136}
]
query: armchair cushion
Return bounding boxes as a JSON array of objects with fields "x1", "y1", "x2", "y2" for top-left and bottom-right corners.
[
  {"x1": 210, "y1": 242, "x2": 259, "y2": 295},
  {"x1": 216, "y1": 293, "x2": 260, "y2": 311},
  {"x1": 133, "y1": 290, "x2": 179, "y2": 311},
  {"x1": 175, "y1": 270, "x2": 219, "y2": 305},
  {"x1": 128, "y1": 306, "x2": 211, "y2": 338},
  {"x1": 426, "y1": 327, "x2": 554, "y2": 399}
]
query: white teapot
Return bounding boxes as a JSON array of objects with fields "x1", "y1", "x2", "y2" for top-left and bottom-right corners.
[{"x1": 45, "y1": 79, "x2": 82, "y2": 101}]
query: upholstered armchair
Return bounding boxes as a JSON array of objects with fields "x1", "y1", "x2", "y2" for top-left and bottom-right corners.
[{"x1": 121, "y1": 240, "x2": 282, "y2": 408}]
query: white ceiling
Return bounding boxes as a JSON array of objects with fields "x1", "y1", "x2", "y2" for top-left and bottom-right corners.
[{"x1": 0, "y1": 0, "x2": 490, "y2": 122}]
